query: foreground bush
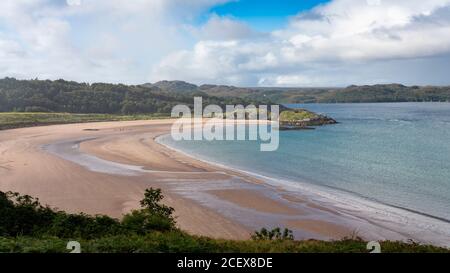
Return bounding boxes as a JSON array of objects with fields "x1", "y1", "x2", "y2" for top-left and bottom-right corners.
[
  {"x1": 122, "y1": 188, "x2": 176, "y2": 234},
  {"x1": 0, "y1": 192, "x2": 57, "y2": 236},
  {"x1": 0, "y1": 188, "x2": 175, "y2": 239},
  {"x1": 1, "y1": 189, "x2": 449, "y2": 253}
]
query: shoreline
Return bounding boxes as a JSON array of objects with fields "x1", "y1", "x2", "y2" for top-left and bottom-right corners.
[
  {"x1": 156, "y1": 132, "x2": 450, "y2": 247},
  {"x1": 77, "y1": 121, "x2": 355, "y2": 241},
  {"x1": 1, "y1": 119, "x2": 449, "y2": 246}
]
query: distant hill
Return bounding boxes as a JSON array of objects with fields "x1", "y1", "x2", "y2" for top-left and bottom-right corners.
[
  {"x1": 206, "y1": 84, "x2": 450, "y2": 103},
  {"x1": 144, "y1": 82, "x2": 450, "y2": 103},
  {"x1": 314, "y1": 84, "x2": 450, "y2": 103},
  {"x1": 144, "y1": 80, "x2": 198, "y2": 93},
  {"x1": 1, "y1": 78, "x2": 449, "y2": 115}
]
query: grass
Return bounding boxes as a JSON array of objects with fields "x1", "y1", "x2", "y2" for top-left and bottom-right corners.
[
  {"x1": 0, "y1": 112, "x2": 170, "y2": 130},
  {"x1": 279, "y1": 110, "x2": 318, "y2": 122},
  {"x1": 1, "y1": 234, "x2": 448, "y2": 253}
]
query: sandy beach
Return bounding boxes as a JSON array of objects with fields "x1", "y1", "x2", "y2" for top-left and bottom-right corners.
[
  {"x1": 0, "y1": 119, "x2": 355, "y2": 240},
  {"x1": 2, "y1": 119, "x2": 450, "y2": 246}
]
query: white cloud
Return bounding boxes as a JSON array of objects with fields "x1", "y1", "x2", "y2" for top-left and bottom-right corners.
[
  {"x1": 154, "y1": 0, "x2": 450, "y2": 86},
  {"x1": 1, "y1": 0, "x2": 450, "y2": 86},
  {"x1": 66, "y1": 0, "x2": 81, "y2": 7},
  {"x1": 187, "y1": 14, "x2": 263, "y2": 41},
  {"x1": 278, "y1": 0, "x2": 450, "y2": 62},
  {"x1": 0, "y1": 0, "x2": 233, "y2": 83}
]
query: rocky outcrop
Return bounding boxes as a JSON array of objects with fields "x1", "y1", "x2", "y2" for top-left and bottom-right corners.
[{"x1": 279, "y1": 109, "x2": 337, "y2": 130}]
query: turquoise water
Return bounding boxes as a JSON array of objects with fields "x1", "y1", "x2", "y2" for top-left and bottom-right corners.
[{"x1": 160, "y1": 103, "x2": 450, "y2": 222}]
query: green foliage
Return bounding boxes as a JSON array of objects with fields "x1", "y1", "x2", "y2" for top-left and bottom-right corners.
[
  {"x1": 140, "y1": 188, "x2": 175, "y2": 218},
  {"x1": 0, "y1": 112, "x2": 169, "y2": 130},
  {"x1": 252, "y1": 228, "x2": 294, "y2": 241},
  {"x1": 0, "y1": 235, "x2": 448, "y2": 253},
  {"x1": 46, "y1": 213, "x2": 123, "y2": 240},
  {"x1": 1, "y1": 190, "x2": 448, "y2": 253},
  {"x1": 0, "y1": 192, "x2": 57, "y2": 237},
  {"x1": 0, "y1": 78, "x2": 273, "y2": 116},
  {"x1": 254, "y1": 85, "x2": 450, "y2": 103},
  {"x1": 279, "y1": 110, "x2": 318, "y2": 121},
  {"x1": 122, "y1": 210, "x2": 175, "y2": 234},
  {"x1": 1, "y1": 78, "x2": 449, "y2": 117},
  {"x1": 182, "y1": 82, "x2": 450, "y2": 104},
  {"x1": 0, "y1": 189, "x2": 175, "y2": 239},
  {"x1": 0, "y1": 191, "x2": 125, "y2": 239},
  {"x1": 123, "y1": 188, "x2": 176, "y2": 233},
  {"x1": 317, "y1": 84, "x2": 450, "y2": 103}
]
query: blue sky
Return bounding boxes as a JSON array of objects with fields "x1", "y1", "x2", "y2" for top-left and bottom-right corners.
[
  {"x1": 209, "y1": 0, "x2": 330, "y2": 31},
  {"x1": 1, "y1": 0, "x2": 450, "y2": 86}
]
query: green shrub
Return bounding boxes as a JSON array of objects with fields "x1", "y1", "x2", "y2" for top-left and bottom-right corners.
[
  {"x1": 0, "y1": 188, "x2": 175, "y2": 239},
  {"x1": 1, "y1": 190, "x2": 449, "y2": 253},
  {"x1": 122, "y1": 210, "x2": 174, "y2": 234},
  {"x1": 122, "y1": 188, "x2": 176, "y2": 233},
  {"x1": 280, "y1": 110, "x2": 318, "y2": 122},
  {"x1": 0, "y1": 192, "x2": 56, "y2": 237},
  {"x1": 46, "y1": 213, "x2": 123, "y2": 239},
  {"x1": 140, "y1": 188, "x2": 175, "y2": 219},
  {"x1": 252, "y1": 228, "x2": 294, "y2": 241}
]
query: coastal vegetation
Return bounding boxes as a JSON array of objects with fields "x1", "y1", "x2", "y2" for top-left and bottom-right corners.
[
  {"x1": 0, "y1": 78, "x2": 337, "y2": 131},
  {"x1": 279, "y1": 109, "x2": 337, "y2": 130},
  {"x1": 0, "y1": 109, "x2": 337, "y2": 132},
  {"x1": 0, "y1": 78, "x2": 272, "y2": 115},
  {"x1": 149, "y1": 80, "x2": 450, "y2": 103},
  {"x1": 0, "y1": 112, "x2": 169, "y2": 130},
  {"x1": 0, "y1": 190, "x2": 447, "y2": 253},
  {"x1": 2, "y1": 78, "x2": 449, "y2": 120},
  {"x1": 6, "y1": 77, "x2": 441, "y2": 131},
  {"x1": 0, "y1": 189, "x2": 176, "y2": 239},
  {"x1": 280, "y1": 110, "x2": 318, "y2": 121}
]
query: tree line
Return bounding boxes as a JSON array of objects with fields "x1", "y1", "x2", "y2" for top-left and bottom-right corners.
[
  {"x1": 0, "y1": 78, "x2": 273, "y2": 114},
  {"x1": 3, "y1": 78, "x2": 448, "y2": 115}
]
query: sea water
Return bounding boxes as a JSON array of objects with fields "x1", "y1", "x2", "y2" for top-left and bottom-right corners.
[{"x1": 159, "y1": 103, "x2": 450, "y2": 222}]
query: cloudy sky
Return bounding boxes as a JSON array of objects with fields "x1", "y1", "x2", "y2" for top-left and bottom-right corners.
[{"x1": 1, "y1": 0, "x2": 450, "y2": 87}]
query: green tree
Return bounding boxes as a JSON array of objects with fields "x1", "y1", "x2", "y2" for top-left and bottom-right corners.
[
  {"x1": 122, "y1": 188, "x2": 176, "y2": 233},
  {"x1": 140, "y1": 188, "x2": 175, "y2": 218}
]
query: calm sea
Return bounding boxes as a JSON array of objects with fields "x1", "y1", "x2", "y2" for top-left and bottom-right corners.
[{"x1": 159, "y1": 103, "x2": 450, "y2": 222}]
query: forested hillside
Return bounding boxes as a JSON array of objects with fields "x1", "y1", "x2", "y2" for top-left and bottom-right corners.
[
  {"x1": 2, "y1": 78, "x2": 449, "y2": 115},
  {"x1": 0, "y1": 78, "x2": 272, "y2": 114},
  {"x1": 134, "y1": 81, "x2": 450, "y2": 104},
  {"x1": 298, "y1": 84, "x2": 450, "y2": 103},
  {"x1": 200, "y1": 84, "x2": 450, "y2": 103}
]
